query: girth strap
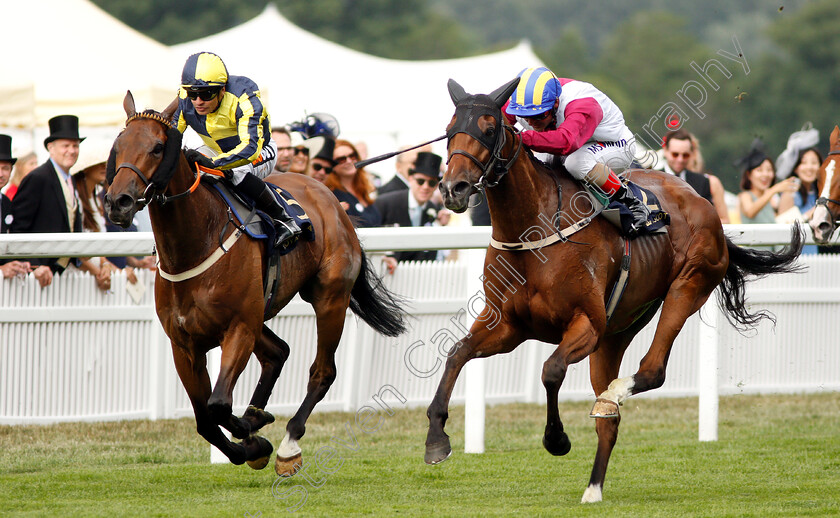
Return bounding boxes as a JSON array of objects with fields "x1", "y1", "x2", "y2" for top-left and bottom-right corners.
[{"x1": 605, "y1": 239, "x2": 632, "y2": 323}]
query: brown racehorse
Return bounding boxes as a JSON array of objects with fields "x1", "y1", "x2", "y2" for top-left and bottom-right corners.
[
  {"x1": 809, "y1": 125, "x2": 840, "y2": 244},
  {"x1": 425, "y1": 78, "x2": 804, "y2": 503},
  {"x1": 104, "y1": 92, "x2": 407, "y2": 475}
]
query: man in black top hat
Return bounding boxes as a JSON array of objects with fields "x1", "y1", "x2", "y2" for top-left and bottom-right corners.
[
  {"x1": 11, "y1": 115, "x2": 85, "y2": 286},
  {"x1": 0, "y1": 134, "x2": 35, "y2": 280},
  {"x1": 374, "y1": 151, "x2": 447, "y2": 273}
]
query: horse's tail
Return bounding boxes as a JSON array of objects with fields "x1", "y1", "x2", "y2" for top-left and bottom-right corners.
[
  {"x1": 717, "y1": 222, "x2": 805, "y2": 330},
  {"x1": 349, "y1": 251, "x2": 409, "y2": 337}
]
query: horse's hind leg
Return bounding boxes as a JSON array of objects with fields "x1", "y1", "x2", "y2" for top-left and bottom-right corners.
[
  {"x1": 171, "y1": 344, "x2": 272, "y2": 466},
  {"x1": 241, "y1": 325, "x2": 291, "y2": 434},
  {"x1": 275, "y1": 295, "x2": 347, "y2": 477},
  {"x1": 542, "y1": 313, "x2": 600, "y2": 457},
  {"x1": 580, "y1": 336, "x2": 631, "y2": 504},
  {"x1": 596, "y1": 278, "x2": 712, "y2": 411}
]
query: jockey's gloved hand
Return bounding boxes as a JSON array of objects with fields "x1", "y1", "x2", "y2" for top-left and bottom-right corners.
[{"x1": 183, "y1": 149, "x2": 214, "y2": 171}]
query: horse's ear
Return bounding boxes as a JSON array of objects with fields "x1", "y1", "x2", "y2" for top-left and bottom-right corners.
[
  {"x1": 489, "y1": 77, "x2": 521, "y2": 108},
  {"x1": 447, "y1": 79, "x2": 468, "y2": 106},
  {"x1": 123, "y1": 90, "x2": 136, "y2": 119},
  {"x1": 831, "y1": 126, "x2": 840, "y2": 147},
  {"x1": 161, "y1": 96, "x2": 179, "y2": 122}
]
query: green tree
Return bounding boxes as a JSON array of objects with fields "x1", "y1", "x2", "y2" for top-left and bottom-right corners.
[
  {"x1": 596, "y1": 12, "x2": 711, "y2": 143},
  {"x1": 91, "y1": 0, "x2": 267, "y2": 45}
]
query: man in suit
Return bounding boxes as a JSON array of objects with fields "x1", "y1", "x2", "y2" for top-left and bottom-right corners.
[
  {"x1": 662, "y1": 129, "x2": 729, "y2": 223},
  {"x1": 0, "y1": 134, "x2": 34, "y2": 280},
  {"x1": 374, "y1": 151, "x2": 446, "y2": 274},
  {"x1": 11, "y1": 115, "x2": 85, "y2": 287},
  {"x1": 377, "y1": 144, "x2": 432, "y2": 195}
]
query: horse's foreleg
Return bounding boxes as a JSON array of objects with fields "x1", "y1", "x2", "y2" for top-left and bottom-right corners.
[
  {"x1": 172, "y1": 344, "x2": 267, "y2": 466},
  {"x1": 276, "y1": 299, "x2": 345, "y2": 477},
  {"x1": 543, "y1": 313, "x2": 600, "y2": 457},
  {"x1": 208, "y1": 323, "x2": 258, "y2": 439},
  {"x1": 241, "y1": 325, "x2": 290, "y2": 434},
  {"x1": 425, "y1": 321, "x2": 520, "y2": 465}
]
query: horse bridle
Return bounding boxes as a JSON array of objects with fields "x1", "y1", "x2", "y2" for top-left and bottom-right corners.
[
  {"x1": 814, "y1": 150, "x2": 840, "y2": 223},
  {"x1": 446, "y1": 100, "x2": 523, "y2": 192},
  {"x1": 106, "y1": 112, "x2": 190, "y2": 207}
]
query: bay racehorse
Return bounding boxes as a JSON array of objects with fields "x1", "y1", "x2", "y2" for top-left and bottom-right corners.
[
  {"x1": 809, "y1": 125, "x2": 840, "y2": 244},
  {"x1": 104, "y1": 92, "x2": 407, "y2": 475},
  {"x1": 425, "y1": 78, "x2": 804, "y2": 503}
]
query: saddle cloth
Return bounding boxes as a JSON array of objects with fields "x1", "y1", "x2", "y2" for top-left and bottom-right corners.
[
  {"x1": 602, "y1": 182, "x2": 670, "y2": 238},
  {"x1": 211, "y1": 182, "x2": 315, "y2": 256}
]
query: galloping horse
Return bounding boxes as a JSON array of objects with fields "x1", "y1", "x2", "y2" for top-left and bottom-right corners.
[
  {"x1": 104, "y1": 92, "x2": 407, "y2": 474},
  {"x1": 425, "y1": 78, "x2": 803, "y2": 503},
  {"x1": 809, "y1": 125, "x2": 840, "y2": 244}
]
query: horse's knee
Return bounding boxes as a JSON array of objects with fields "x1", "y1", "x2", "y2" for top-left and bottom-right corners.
[{"x1": 207, "y1": 398, "x2": 232, "y2": 424}]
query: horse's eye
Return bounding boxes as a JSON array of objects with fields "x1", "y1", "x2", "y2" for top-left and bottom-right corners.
[
  {"x1": 152, "y1": 143, "x2": 164, "y2": 155},
  {"x1": 485, "y1": 125, "x2": 496, "y2": 137}
]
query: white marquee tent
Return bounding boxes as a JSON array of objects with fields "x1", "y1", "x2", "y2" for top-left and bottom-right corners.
[
  {"x1": 0, "y1": 1, "x2": 544, "y2": 173},
  {"x1": 0, "y1": 0, "x2": 181, "y2": 159}
]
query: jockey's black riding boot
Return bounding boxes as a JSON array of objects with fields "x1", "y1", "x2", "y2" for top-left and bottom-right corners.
[
  {"x1": 236, "y1": 174, "x2": 301, "y2": 246},
  {"x1": 610, "y1": 184, "x2": 649, "y2": 237}
]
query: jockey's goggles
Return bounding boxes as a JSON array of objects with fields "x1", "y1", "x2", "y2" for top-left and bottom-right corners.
[{"x1": 185, "y1": 87, "x2": 222, "y2": 101}]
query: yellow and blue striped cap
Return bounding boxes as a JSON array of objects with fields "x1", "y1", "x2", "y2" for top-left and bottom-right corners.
[
  {"x1": 505, "y1": 67, "x2": 560, "y2": 117},
  {"x1": 180, "y1": 52, "x2": 228, "y2": 89}
]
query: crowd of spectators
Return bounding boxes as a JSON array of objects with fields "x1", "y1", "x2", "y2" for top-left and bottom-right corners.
[{"x1": 3, "y1": 101, "x2": 838, "y2": 288}]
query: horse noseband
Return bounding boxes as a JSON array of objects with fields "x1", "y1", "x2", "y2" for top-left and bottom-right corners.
[{"x1": 446, "y1": 99, "x2": 522, "y2": 190}]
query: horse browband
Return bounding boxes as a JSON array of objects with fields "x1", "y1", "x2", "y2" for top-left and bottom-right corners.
[
  {"x1": 126, "y1": 112, "x2": 174, "y2": 128},
  {"x1": 109, "y1": 112, "x2": 185, "y2": 205}
]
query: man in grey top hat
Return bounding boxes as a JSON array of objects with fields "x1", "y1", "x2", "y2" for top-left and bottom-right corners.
[{"x1": 11, "y1": 115, "x2": 85, "y2": 286}]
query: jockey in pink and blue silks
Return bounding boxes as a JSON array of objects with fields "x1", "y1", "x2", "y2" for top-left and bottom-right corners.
[{"x1": 504, "y1": 67, "x2": 648, "y2": 236}]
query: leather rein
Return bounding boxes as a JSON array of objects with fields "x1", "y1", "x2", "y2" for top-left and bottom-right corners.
[{"x1": 446, "y1": 107, "x2": 597, "y2": 251}]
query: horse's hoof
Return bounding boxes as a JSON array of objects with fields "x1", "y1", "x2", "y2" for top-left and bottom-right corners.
[
  {"x1": 590, "y1": 398, "x2": 620, "y2": 418},
  {"x1": 247, "y1": 456, "x2": 271, "y2": 470},
  {"x1": 244, "y1": 405, "x2": 276, "y2": 426},
  {"x1": 543, "y1": 432, "x2": 572, "y2": 456},
  {"x1": 424, "y1": 441, "x2": 452, "y2": 465},
  {"x1": 275, "y1": 452, "x2": 303, "y2": 477},
  {"x1": 244, "y1": 436, "x2": 274, "y2": 470}
]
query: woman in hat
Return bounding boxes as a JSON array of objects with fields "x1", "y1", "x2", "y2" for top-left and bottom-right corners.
[
  {"x1": 737, "y1": 139, "x2": 798, "y2": 223},
  {"x1": 325, "y1": 139, "x2": 381, "y2": 228}
]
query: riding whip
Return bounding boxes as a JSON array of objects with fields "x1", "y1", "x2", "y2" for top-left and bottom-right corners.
[{"x1": 354, "y1": 134, "x2": 446, "y2": 169}]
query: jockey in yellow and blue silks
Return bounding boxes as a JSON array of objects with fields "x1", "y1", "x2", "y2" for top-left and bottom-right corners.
[
  {"x1": 173, "y1": 51, "x2": 300, "y2": 246},
  {"x1": 504, "y1": 67, "x2": 649, "y2": 236}
]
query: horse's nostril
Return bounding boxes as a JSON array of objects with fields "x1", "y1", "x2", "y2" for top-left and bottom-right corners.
[
  {"x1": 116, "y1": 194, "x2": 135, "y2": 211},
  {"x1": 452, "y1": 181, "x2": 471, "y2": 197}
]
